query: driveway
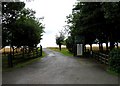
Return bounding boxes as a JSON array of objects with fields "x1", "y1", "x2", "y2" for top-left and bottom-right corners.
[{"x1": 2, "y1": 48, "x2": 119, "y2": 84}]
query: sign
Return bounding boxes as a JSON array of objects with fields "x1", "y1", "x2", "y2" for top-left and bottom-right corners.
[{"x1": 77, "y1": 44, "x2": 83, "y2": 56}]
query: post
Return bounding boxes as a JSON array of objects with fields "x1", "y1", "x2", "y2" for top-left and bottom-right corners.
[
  {"x1": 22, "y1": 47, "x2": 25, "y2": 58},
  {"x1": 8, "y1": 54, "x2": 13, "y2": 67},
  {"x1": 36, "y1": 47, "x2": 38, "y2": 57},
  {"x1": 40, "y1": 45, "x2": 42, "y2": 56}
]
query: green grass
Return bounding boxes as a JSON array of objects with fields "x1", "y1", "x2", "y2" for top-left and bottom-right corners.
[
  {"x1": 107, "y1": 68, "x2": 119, "y2": 76},
  {"x1": 2, "y1": 51, "x2": 46, "y2": 72},
  {"x1": 48, "y1": 47, "x2": 73, "y2": 56}
]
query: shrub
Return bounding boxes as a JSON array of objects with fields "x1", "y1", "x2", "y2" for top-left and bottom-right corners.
[{"x1": 109, "y1": 48, "x2": 120, "y2": 74}]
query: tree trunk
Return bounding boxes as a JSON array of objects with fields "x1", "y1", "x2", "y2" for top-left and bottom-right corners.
[
  {"x1": 22, "y1": 47, "x2": 25, "y2": 58},
  {"x1": 10, "y1": 46, "x2": 12, "y2": 55},
  {"x1": 110, "y1": 41, "x2": 115, "y2": 50},
  {"x1": 106, "y1": 42, "x2": 108, "y2": 51},
  {"x1": 99, "y1": 43, "x2": 101, "y2": 51},
  {"x1": 101, "y1": 43, "x2": 103, "y2": 52},
  {"x1": 110, "y1": 33, "x2": 115, "y2": 50},
  {"x1": 59, "y1": 44, "x2": 61, "y2": 51},
  {"x1": 90, "y1": 44, "x2": 92, "y2": 51},
  {"x1": 116, "y1": 42, "x2": 119, "y2": 49},
  {"x1": 12, "y1": 47, "x2": 14, "y2": 59},
  {"x1": 4, "y1": 47, "x2": 5, "y2": 55},
  {"x1": 84, "y1": 45, "x2": 86, "y2": 52},
  {"x1": 99, "y1": 42, "x2": 103, "y2": 52}
]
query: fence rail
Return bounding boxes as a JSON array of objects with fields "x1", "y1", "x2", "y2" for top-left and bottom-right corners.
[
  {"x1": 2, "y1": 45, "x2": 42, "y2": 67},
  {"x1": 92, "y1": 52, "x2": 109, "y2": 65}
]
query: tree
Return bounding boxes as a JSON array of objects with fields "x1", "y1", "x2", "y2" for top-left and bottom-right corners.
[
  {"x1": 2, "y1": 2, "x2": 44, "y2": 57},
  {"x1": 66, "y1": 2, "x2": 120, "y2": 55},
  {"x1": 2, "y1": 2, "x2": 25, "y2": 48},
  {"x1": 103, "y1": 2, "x2": 120, "y2": 50},
  {"x1": 2, "y1": 2, "x2": 44, "y2": 47},
  {"x1": 56, "y1": 30, "x2": 65, "y2": 51},
  {"x1": 65, "y1": 36, "x2": 74, "y2": 53},
  {"x1": 66, "y1": 2, "x2": 106, "y2": 52},
  {"x1": 12, "y1": 9, "x2": 44, "y2": 48}
]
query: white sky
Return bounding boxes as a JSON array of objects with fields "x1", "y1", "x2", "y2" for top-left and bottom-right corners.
[{"x1": 23, "y1": 0, "x2": 76, "y2": 48}]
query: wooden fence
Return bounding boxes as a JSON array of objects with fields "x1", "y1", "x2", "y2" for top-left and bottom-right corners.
[
  {"x1": 2, "y1": 45, "x2": 42, "y2": 67},
  {"x1": 92, "y1": 52, "x2": 109, "y2": 65}
]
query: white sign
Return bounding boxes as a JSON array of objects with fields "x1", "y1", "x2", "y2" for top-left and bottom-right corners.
[{"x1": 77, "y1": 44, "x2": 83, "y2": 56}]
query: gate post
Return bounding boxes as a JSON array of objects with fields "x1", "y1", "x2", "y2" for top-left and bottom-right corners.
[
  {"x1": 8, "y1": 54, "x2": 13, "y2": 67},
  {"x1": 40, "y1": 45, "x2": 42, "y2": 56}
]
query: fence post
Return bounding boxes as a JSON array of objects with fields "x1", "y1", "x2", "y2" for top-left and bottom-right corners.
[
  {"x1": 8, "y1": 54, "x2": 13, "y2": 67},
  {"x1": 36, "y1": 47, "x2": 38, "y2": 57},
  {"x1": 40, "y1": 45, "x2": 42, "y2": 56}
]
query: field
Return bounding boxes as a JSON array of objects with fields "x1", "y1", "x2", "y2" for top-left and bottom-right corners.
[
  {"x1": 47, "y1": 47, "x2": 73, "y2": 56},
  {"x1": 1, "y1": 47, "x2": 21, "y2": 54},
  {"x1": 47, "y1": 46, "x2": 106, "y2": 51},
  {"x1": 86, "y1": 46, "x2": 106, "y2": 51}
]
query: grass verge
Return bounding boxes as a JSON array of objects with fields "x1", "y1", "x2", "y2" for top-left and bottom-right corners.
[
  {"x1": 2, "y1": 51, "x2": 46, "y2": 72},
  {"x1": 48, "y1": 47, "x2": 73, "y2": 56},
  {"x1": 106, "y1": 68, "x2": 120, "y2": 76}
]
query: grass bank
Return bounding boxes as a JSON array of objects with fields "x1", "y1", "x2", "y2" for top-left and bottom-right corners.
[{"x1": 48, "y1": 47, "x2": 73, "y2": 57}]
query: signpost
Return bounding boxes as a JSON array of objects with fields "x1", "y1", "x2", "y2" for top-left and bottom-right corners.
[
  {"x1": 74, "y1": 35, "x2": 85, "y2": 57},
  {"x1": 77, "y1": 44, "x2": 83, "y2": 56}
]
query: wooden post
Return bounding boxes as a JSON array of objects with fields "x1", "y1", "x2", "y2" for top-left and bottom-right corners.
[
  {"x1": 36, "y1": 47, "x2": 38, "y2": 57},
  {"x1": 12, "y1": 47, "x2": 14, "y2": 59},
  {"x1": 106, "y1": 42, "x2": 108, "y2": 52},
  {"x1": 40, "y1": 45, "x2": 42, "y2": 56},
  {"x1": 22, "y1": 47, "x2": 24, "y2": 58},
  {"x1": 8, "y1": 54, "x2": 13, "y2": 67}
]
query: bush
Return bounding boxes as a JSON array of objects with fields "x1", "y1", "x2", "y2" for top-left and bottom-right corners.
[
  {"x1": 109, "y1": 48, "x2": 120, "y2": 74},
  {"x1": 65, "y1": 36, "x2": 74, "y2": 53}
]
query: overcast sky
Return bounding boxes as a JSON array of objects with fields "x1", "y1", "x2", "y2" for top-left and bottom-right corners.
[{"x1": 23, "y1": 0, "x2": 76, "y2": 48}]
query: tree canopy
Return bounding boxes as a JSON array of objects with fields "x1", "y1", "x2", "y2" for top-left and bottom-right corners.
[
  {"x1": 65, "y1": 2, "x2": 120, "y2": 53},
  {"x1": 56, "y1": 30, "x2": 65, "y2": 51},
  {"x1": 2, "y1": 2, "x2": 44, "y2": 48}
]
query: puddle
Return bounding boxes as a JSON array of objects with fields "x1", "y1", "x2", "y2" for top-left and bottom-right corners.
[{"x1": 48, "y1": 53, "x2": 55, "y2": 57}]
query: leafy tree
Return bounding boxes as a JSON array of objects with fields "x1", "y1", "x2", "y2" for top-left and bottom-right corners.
[
  {"x1": 65, "y1": 36, "x2": 74, "y2": 53},
  {"x1": 2, "y1": 2, "x2": 44, "y2": 56},
  {"x1": 2, "y1": 2, "x2": 25, "y2": 48},
  {"x1": 66, "y1": 2, "x2": 106, "y2": 52},
  {"x1": 56, "y1": 30, "x2": 65, "y2": 51},
  {"x1": 12, "y1": 8, "x2": 44, "y2": 48},
  {"x1": 103, "y1": 2, "x2": 120, "y2": 50},
  {"x1": 2, "y1": 2, "x2": 44, "y2": 47},
  {"x1": 66, "y1": 2, "x2": 120, "y2": 54}
]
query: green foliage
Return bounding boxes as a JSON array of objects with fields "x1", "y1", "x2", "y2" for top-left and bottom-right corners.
[
  {"x1": 13, "y1": 12, "x2": 44, "y2": 47},
  {"x1": 109, "y1": 48, "x2": 120, "y2": 74},
  {"x1": 55, "y1": 30, "x2": 65, "y2": 51},
  {"x1": 65, "y1": 2, "x2": 120, "y2": 52},
  {"x1": 2, "y1": 2, "x2": 44, "y2": 48},
  {"x1": 2, "y1": 2, "x2": 25, "y2": 47},
  {"x1": 56, "y1": 36, "x2": 64, "y2": 45},
  {"x1": 65, "y1": 36, "x2": 74, "y2": 53}
]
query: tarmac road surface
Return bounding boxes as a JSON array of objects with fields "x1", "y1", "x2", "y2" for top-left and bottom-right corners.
[{"x1": 2, "y1": 48, "x2": 119, "y2": 84}]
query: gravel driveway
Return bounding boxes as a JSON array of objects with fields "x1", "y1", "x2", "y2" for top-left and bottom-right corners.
[{"x1": 2, "y1": 48, "x2": 119, "y2": 84}]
